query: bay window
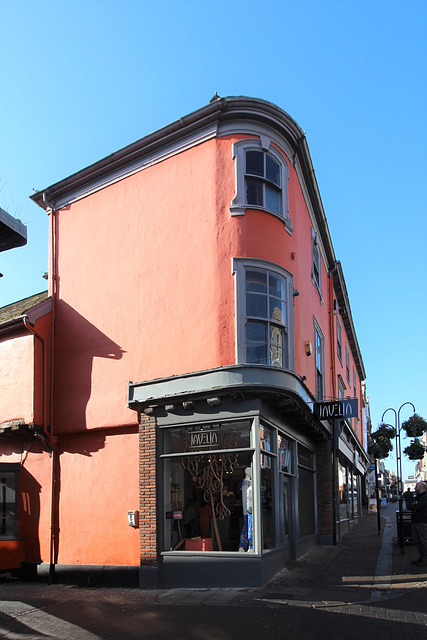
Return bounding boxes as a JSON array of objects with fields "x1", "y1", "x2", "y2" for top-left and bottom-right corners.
[
  {"x1": 234, "y1": 258, "x2": 294, "y2": 370},
  {"x1": 230, "y1": 138, "x2": 292, "y2": 233}
]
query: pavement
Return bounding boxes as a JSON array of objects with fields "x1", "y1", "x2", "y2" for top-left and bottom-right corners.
[{"x1": 0, "y1": 503, "x2": 426, "y2": 639}]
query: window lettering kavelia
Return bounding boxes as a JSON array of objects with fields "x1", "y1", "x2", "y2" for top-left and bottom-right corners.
[
  {"x1": 314, "y1": 399, "x2": 359, "y2": 420},
  {"x1": 1, "y1": 96, "x2": 369, "y2": 589}
]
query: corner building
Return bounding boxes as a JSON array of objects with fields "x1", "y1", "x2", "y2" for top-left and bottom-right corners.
[{"x1": 1, "y1": 97, "x2": 370, "y2": 588}]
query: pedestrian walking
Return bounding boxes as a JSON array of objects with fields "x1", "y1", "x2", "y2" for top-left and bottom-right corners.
[{"x1": 405, "y1": 481, "x2": 427, "y2": 566}]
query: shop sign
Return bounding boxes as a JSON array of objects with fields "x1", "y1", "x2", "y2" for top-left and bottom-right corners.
[
  {"x1": 189, "y1": 429, "x2": 219, "y2": 449},
  {"x1": 313, "y1": 398, "x2": 358, "y2": 419}
]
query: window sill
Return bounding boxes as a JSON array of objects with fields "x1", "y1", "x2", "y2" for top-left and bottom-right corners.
[
  {"x1": 230, "y1": 203, "x2": 293, "y2": 235},
  {"x1": 161, "y1": 550, "x2": 261, "y2": 557}
]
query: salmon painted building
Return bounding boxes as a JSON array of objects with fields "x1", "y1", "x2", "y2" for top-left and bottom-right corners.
[{"x1": 1, "y1": 96, "x2": 370, "y2": 588}]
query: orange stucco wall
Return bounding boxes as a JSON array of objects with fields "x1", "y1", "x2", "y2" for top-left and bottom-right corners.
[
  {"x1": 2, "y1": 127, "x2": 363, "y2": 572},
  {"x1": 55, "y1": 431, "x2": 139, "y2": 565},
  {"x1": 0, "y1": 540, "x2": 25, "y2": 570},
  {"x1": 0, "y1": 333, "x2": 35, "y2": 425},
  {"x1": 1, "y1": 431, "x2": 139, "y2": 567},
  {"x1": 52, "y1": 130, "x2": 362, "y2": 433}
]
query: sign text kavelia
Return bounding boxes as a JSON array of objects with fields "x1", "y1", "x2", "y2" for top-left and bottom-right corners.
[{"x1": 313, "y1": 398, "x2": 358, "y2": 420}]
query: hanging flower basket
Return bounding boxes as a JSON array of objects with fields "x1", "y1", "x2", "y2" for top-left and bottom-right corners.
[
  {"x1": 376, "y1": 423, "x2": 396, "y2": 439},
  {"x1": 368, "y1": 443, "x2": 390, "y2": 459},
  {"x1": 368, "y1": 423, "x2": 396, "y2": 459},
  {"x1": 402, "y1": 414, "x2": 427, "y2": 438},
  {"x1": 403, "y1": 438, "x2": 427, "y2": 461}
]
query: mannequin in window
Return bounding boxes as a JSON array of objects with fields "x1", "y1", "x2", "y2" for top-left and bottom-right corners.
[{"x1": 238, "y1": 467, "x2": 253, "y2": 552}]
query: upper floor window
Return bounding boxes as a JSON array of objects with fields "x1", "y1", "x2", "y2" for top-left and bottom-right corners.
[
  {"x1": 246, "y1": 149, "x2": 281, "y2": 214},
  {"x1": 337, "y1": 316, "x2": 342, "y2": 363},
  {"x1": 345, "y1": 345, "x2": 350, "y2": 383},
  {"x1": 338, "y1": 375, "x2": 346, "y2": 401},
  {"x1": 314, "y1": 319, "x2": 324, "y2": 401},
  {"x1": 311, "y1": 229, "x2": 322, "y2": 294},
  {"x1": 234, "y1": 258, "x2": 294, "y2": 369},
  {"x1": 231, "y1": 138, "x2": 292, "y2": 233}
]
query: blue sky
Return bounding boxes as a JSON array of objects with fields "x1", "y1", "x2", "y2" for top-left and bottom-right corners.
[{"x1": 1, "y1": 0, "x2": 426, "y2": 479}]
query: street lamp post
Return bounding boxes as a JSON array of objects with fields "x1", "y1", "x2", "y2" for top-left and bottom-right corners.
[{"x1": 381, "y1": 401, "x2": 416, "y2": 554}]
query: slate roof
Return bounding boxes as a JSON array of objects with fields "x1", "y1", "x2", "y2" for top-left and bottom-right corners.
[{"x1": 0, "y1": 291, "x2": 48, "y2": 325}]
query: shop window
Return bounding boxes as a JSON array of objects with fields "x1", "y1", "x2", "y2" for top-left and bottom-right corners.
[
  {"x1": 260, "y1": 424, "x2": 275, "y2": 550},
  {"x1": 161, "y1": 420, "x2": 254, "y2": 553},
  {"x1": 278, "y1": 434, "x2": 293, "y2": 474},
  {"x1": 351, "y1": 473, "x2": 360, "y2": 518},
  {"x1": 278, "y1": 434, "x2": 294, "y2": 547},
  {"x1": 234, "y1": 258, "x2": 294, "y2": 370},
  {"x1": 230, "y1": 138, "x2": 292, "y2": 233},
  {"x1": 297, "y1": 444, "x2": 315, "y2": 538},
  {"x1": 339, "y1": 460, "x2": 349, "y2": 520},
  {"x1": 0, "y1": 465, "x2": 19, "y2": 538}
]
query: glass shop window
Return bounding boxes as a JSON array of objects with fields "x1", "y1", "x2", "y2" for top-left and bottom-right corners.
[
  {"x1": 278, "y1": 434, "x2": 293, "y2": 474},
  {"x1": 260, "y1": 424, "x2": 275, "y2": 550},
  {"x1": 352, "y1": 473, "x2": 360, "y2": 518},
  {"x1": 297, "y1": 444, "x2": 315, "y2": 538},
  {"x1": 162, "y1": 420, "x2": 254, "y2": 553},
  {"x1": 0, "y1": 470, "x2": 18, "y2": 538},
  {"x1": 339, "y1": 460, "x2": 349, "y2": 520}
]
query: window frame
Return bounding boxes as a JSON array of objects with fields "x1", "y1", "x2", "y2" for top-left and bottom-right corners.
[
  {"x1": 160, "y1": 418, "x2": 255, "y2": 554},
  {"x1": 336, "y1": 316, "x2": 342, "y2": 364},
  {"x1": 345, "y1": 345, "x2": 350, "y2": 384},
  {"x1": 0, "y1": 463, "x2": 19, "y2": 539},
  {"x1": 231, "y1": 138, "x2": 292, "y2": 234},
  {"x1": 311, "y1": 228, "x2": 322, "y2": 297},
  {"x1": 233, "y1": 258, "x2": 294, "y2": 371},
  {"x1": 314, "y1": 318, "x2": 324, "y2": 401}
]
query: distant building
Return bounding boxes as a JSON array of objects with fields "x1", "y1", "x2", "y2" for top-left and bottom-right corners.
[{"x1": 1, "y1": 97, "x2": 370, "y2": 588}]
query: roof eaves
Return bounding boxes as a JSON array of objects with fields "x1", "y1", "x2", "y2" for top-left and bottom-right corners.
[{"x1": 331, "y1": 262, "x2": 366, "y2": 381}]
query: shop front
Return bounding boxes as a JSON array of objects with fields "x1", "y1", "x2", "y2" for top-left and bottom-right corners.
[
  {"x1": 334, "y1": 422, "x2": 367, "y2": 542},
  {"x1": 128, "y1": 365, "x2": 331, "y2": 588}
]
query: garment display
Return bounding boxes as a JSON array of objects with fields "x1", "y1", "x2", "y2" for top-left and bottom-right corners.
[{"x1": 239, "y1": 467, "x2": 253, "y2": 551}]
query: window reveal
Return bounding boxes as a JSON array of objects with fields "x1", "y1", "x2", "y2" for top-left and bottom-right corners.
[
  {"x1": 230, "y1": 139, "x2": 292, "y2": 232},
  {"x1": 245, "y1": 268, "x2": 288, "y2": 367},
  {"x1": 314, "y1": 320, "x2": 324, "y2": 401},
  {"x1": 337, "y1": 317, "x2": 342, "y2": 363},
  {"x1": 311, "y1": 229, "x2": 321, "y2": 293}
]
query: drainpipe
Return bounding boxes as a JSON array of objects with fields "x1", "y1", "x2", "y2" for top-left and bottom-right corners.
[{"x1": 43, "y1": 193, "x2": 58, "y2": 584}]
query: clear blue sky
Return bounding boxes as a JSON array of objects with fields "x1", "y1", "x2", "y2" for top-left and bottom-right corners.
[{"x1": 1, "y1": 0, "x2": 426, "y2": 479}]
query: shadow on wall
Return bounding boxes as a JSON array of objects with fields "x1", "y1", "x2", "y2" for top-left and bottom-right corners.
[
  {"x1": 53, "y1": 301, "x2": 125, "y2": 441},
  {"x1": 19, "y1": 465, "x2": 42, "y2": 564}
]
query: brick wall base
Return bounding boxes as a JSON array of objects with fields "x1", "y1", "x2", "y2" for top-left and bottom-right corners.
[{"x1": 139, "y1": 411, "x2": 157, "y2": 567}]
